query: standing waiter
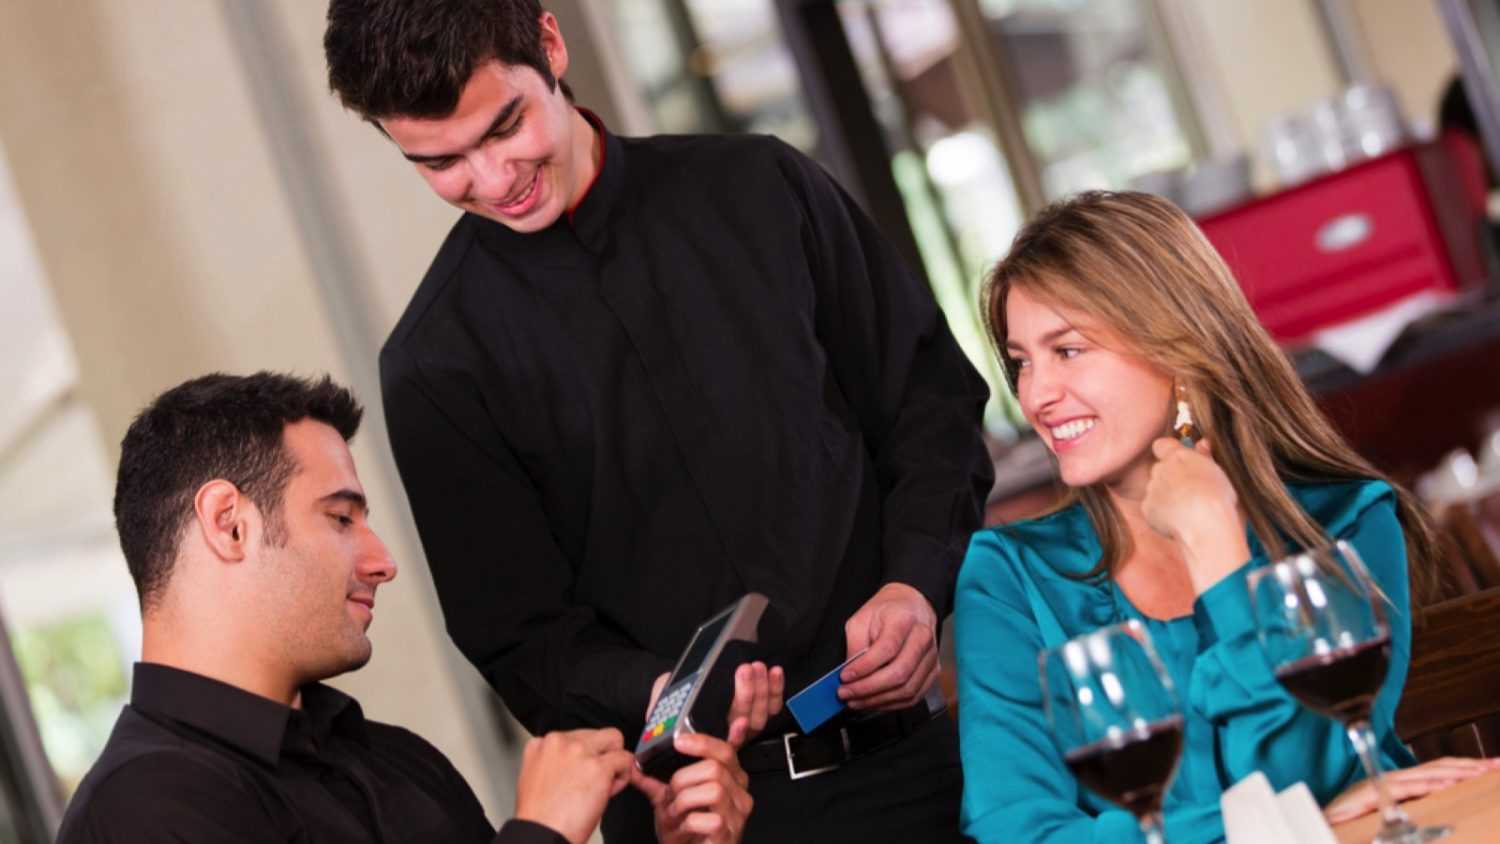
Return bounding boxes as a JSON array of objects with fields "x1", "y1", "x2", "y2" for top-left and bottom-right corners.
[{"x1": 323, "y1": 2, "x2": 993, "y2": 840}]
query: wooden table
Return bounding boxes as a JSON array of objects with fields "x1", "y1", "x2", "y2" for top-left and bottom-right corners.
[{"x1": 1334, "y1": 769, "x2": 1500, "y2": 843}]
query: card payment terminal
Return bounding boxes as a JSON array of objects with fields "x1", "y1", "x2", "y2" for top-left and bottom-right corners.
[{"x1": 635, "y1": 593, "x2": 769, "y2": 780}]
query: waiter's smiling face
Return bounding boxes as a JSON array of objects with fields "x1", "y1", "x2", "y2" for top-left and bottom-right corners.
[{"x1": 380, "y1": 14, "x2": 594, "y2": 234}]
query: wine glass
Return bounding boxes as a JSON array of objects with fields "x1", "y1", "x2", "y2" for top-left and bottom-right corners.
[
  {"x1": 1040, "y1": 620, "x2": 1185, "y2": 844},
  {"x1": 1248, "y1": 540, "x2": 1450, "y2": 843}
]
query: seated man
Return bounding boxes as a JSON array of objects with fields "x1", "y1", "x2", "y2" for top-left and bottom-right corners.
[{"x1": 57, "y1": 372, "x2": 753, "y2": 843}]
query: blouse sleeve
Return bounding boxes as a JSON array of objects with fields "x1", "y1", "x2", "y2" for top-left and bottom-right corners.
[
  {"x1": 956, "y1": 531, "x2": 1227, "y2": 844},
  {"x1": 1187, "y1": 482, "x2": 1415, "y2": 802}
]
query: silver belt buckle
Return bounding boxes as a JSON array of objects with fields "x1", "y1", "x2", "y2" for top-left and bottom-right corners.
[{"x1": 783, "y1": 728, "x2": 849, "y2": 781}]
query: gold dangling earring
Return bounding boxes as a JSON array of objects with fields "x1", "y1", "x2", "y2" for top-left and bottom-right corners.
[{"x1": 1174, "y1": 383, "x2": 1200, "y2": 446}]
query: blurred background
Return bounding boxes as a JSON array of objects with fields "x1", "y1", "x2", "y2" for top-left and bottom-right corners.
[{"x1": 1, "y1": 1, "x2": 1499, "y2": 840}]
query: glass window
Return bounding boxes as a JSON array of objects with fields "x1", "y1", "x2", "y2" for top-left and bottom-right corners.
[
  {"x1": 835, "y1": 0, "x2": 1027, "y2": 435},
  {"x1": 980, "y1": 0, "x2": 1200, "y2": 198},
  {"x1": 0, "y1": 140, "x2": 133, "y2": 820},
  {"x1": 610, "y1": 0, "x2": 818, "y2": 149}
]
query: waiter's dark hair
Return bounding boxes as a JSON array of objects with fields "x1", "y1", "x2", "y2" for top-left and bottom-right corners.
[
  {"x1": 324, "y1": 0, "x2": 572, "y2": 120},
  {"x1": 114, "y1": 372, "x2": 363, "y2": 611}
]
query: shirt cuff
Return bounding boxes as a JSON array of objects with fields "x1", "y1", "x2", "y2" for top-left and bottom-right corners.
[
  {"x1": 881, "y1": 536, "x2": 960, "y2": 623},
  {"x1": 1192, "y1": 559, "x2": 1258, "y2": 651},
  {"x1": 497, "y1": 818, "x2": 571, "y2": 844}
]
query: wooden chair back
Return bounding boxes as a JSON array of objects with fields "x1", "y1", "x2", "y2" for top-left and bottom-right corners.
[
  {"x1": 1397, "y1": 587, "x2": 1500, "y2": 759},
  {"x1": 1440, "y1": 500, "x2": 1500, "y2": 592}
]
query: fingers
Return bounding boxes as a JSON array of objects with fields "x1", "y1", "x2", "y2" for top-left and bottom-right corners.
[
  {"x1": 1380, "y1": 777, "x2": 1457, "y2": 803},
  {"x1": 601, "y1": 747, "x2": 635, "y2": 793},
  {"x1": 768, "y1": 666, "x2": 785, "y2": 716},
  {"x1": 661, "y1": 757, "x2": 753, "y2": 842},
  {"x1": 671, "y1": 735, "x2": 749, "y2": 790},
  {"x1": 728, "y1": 662, "x2": 770, "y2": 734},
  {"x1": 646, "y1": 672, "x2": 670, "y2": 719},
  {"x1": 726, "y1": 716, "x2": 749, "y2": 751},
  {"x1": 1151, "y1": 437, "x2": 1180, "y2": 460},
  {"x1": 841, "y1": 612, "x2": 914, "y2": 687},
  {"x1": 675, "y1": 810, "x2": 727, "y2": 837},
  {"x1": 1325, "y1": 791, "x2": 1376, "y2": 823},
  {"x1": 840, "y1": 617, "x2": 935, "y2": 707},
  {"x1": 576, "y1": 727, "x2": 627, "y2": 754},
  {"x1": 629, "y1": 767, "x2": 670, "y2": 807},
  {"x1": 842, "y1": 616, "x2": 878, "y2": 677},
  {"x1": 850, "y1": 642, "x2": 939, "y2": 710},
  {"x1": 1324, "y1": 760, "x2": 1493, "y2": 824},
  {"x1": 668, "y1": 779, "x2": 732, "y2": 818},
  {"x1": 1384, "y1": 758, "x2": 1494, "y2": 783}
]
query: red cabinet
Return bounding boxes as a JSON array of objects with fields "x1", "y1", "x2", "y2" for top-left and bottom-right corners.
[{"x1": 1196, "y1": 135, "x2": 1489, "y2": 344}]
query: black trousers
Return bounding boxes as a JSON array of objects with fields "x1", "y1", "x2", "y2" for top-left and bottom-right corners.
[{"x1": 602, "y1": 712, "x2": 966, "y2": 843}]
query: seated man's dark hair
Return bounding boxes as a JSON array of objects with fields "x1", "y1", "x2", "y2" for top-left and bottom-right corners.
[
  {"x1": 324, "y1": 0, "x2": 570, "y2": 120},
  {"x1": 113, "y1": 372, "x2": 363, "y2": 609}
]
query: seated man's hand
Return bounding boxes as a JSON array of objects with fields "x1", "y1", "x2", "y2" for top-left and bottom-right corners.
[
  {"x1": 513, "y1": 728, "x2": 634, "y2": 844},
  {"x1": 837, "y1": 582, "x2": 939, "y2": 712},
  {"x1": 1324, "y1": 756, "x2": 1500, "y2": 824},
  {"x1": 631, "y1": 719, "x2": 755, "y2": 844},
  {"x1": 648, "y1": 661, "x2": 784, "y2": 747}
]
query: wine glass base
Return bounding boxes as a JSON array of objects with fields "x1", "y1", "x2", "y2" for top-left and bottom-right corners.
[{"x1": 1373, "y1": 822, "x2": 1452, "y2": 843}]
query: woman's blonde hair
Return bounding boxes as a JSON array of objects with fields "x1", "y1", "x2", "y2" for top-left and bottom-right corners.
[{"x1": 983, "y1": 190, "x2": 1438, "y2": 600}]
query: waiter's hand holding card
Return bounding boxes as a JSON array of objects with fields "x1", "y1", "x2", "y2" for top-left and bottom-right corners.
[{"x1": 837, "y1": 582, "x2": 941, "y2": 712}]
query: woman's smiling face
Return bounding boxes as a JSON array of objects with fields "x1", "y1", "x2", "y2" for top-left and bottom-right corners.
[{"x1": 1005, "y1": 285, "x2": 1174, "y2": 497}]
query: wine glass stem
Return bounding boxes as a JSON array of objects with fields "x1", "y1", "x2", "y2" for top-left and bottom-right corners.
[
  {"x1": 1139, "y1": 811, "x2": 1167, "y2": 844},
  {"x1": 1346, "y1": 718, "x2": 1411, "y2": 829}
]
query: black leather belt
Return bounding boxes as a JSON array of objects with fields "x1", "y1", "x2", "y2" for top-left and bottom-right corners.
[{"x1": 739, "y1": 690, "x2": 945, "y2": 780}]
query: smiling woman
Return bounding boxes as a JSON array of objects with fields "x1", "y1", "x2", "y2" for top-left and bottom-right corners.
[
  {"x1": 953, "y1": 190, "x2": 1454, "y2": 843},
  {"x1": 1002, "y1": 285, "x2": 1174, "y2": 496}
]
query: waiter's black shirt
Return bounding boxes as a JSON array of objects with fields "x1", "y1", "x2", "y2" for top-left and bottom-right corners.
[
  {"x1": 56, "y1": 663, "x2": 563, "y2": 844},
  {"x1": 381, "y1": 117, "x2": 993, "y2": 739}
]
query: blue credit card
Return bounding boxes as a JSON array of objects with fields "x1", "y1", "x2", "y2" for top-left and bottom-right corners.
[{"x1": 786, "y1": 650, "x2": 867, "y2": 734}]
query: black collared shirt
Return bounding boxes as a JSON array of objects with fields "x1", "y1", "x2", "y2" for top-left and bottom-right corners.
[
  {"x1": 380, "y1": 114, "x2": 993, "y2": 744},
  {"x1": 56, "y1": 663, "x2": 565, "y2": 844}
]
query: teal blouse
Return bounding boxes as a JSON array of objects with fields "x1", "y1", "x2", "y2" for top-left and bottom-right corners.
[{"x1": 954, "y1": 479, "x2": 1417, "y2": 843}]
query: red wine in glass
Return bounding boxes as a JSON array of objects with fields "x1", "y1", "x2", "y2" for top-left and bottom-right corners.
[
  {"x1": 1064, "y1": 715, "x2": 1185, "y2": 819},
  {"x1": 1273, "y1": 634, "x2": 1391, "y2": 723},
  {"x1": 1251, "y1": 542, "x2": 1450, "y2": 843},
  {"x1": 1041, "y1": 621, "x2": 1182, "y2": 844}
]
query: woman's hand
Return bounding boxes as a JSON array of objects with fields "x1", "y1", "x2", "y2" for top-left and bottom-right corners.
[
  {"x1": 1324, "y1": 757, "x2": 1500, "y2": 824},
  {"x1": 1142, "y1": 438, "x2": 1249, "y2": 594}
]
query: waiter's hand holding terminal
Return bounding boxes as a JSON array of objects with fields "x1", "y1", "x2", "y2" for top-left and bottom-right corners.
[
  {"x1": 837, "y1": 582, "x2": 941, "y2": 711},
  {"x1": 649, "y1": 662, "x2": 786, "y2": 746}
]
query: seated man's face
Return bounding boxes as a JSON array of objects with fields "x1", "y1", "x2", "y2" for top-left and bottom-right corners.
[{"x1": 257, "y1": 419, "x2": 397, "y2": 683}]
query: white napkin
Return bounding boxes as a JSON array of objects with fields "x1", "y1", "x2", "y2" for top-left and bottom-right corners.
[
  {"x1": 1223, "y1": 772, "x2": 1338, "y2": 844},
  {"x1": 1310, "y1": 290, "x2": 1455, "y2": 374}
]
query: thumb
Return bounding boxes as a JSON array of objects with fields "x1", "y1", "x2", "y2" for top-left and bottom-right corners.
[
  {"x1": 866, "y1": 607, "x2": 885, "y2": 648},
  {"x1": 726, "y1": 716, "x2": 749, "y2": 750},
  {"x1": 630, "y1": 767, "x2": 670, "y2": 807},
  {"x1": 647, "y1": 673, "x2": 670, "y2": 716},
  {"x1": 846, "y1": 613, "x2": 871, "y2": 654}
]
